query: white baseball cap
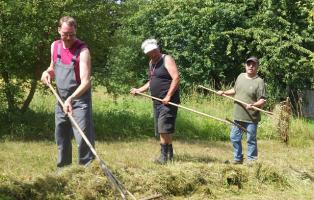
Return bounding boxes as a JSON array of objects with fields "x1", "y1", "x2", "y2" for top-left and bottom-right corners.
[{"x1": 141, "y1": 39, "x2": 158, "y2": 54}]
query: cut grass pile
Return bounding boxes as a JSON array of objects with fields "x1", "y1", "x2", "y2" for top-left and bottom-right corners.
[
  {"x1": 0, "y1": 140, "x2": 313, "y2": 199},
  {"x1": 0, "y1": 88, "x2": 313, "y2": 199}
]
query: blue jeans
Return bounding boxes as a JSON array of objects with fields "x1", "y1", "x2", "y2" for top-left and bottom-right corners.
[{"x1": 230, "y1": 120, "x2": 258, "y2": 161}]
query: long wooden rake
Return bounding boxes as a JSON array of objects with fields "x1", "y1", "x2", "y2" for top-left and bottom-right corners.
[
  {"x1": 136, "y1": 92, "x2": 248, "y2": 133},
  {"x1": 48, "y1": 84, "x2": 136, "y2": 200},
  {"x1": 198, "y1": 85, "x2": 274, "y2": 115},
  {"x1": 198, "y1": 85, "x2": 293, "y2": 143}
]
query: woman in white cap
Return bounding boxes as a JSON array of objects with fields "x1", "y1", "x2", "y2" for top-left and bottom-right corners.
[{"x1": 130, "y1": 39, "x2": 180, "y2": 164}]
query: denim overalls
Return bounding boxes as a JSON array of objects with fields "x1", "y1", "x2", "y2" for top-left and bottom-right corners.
[{"x1": 54, "y1": 41, "x2": 95, "y2": 167}]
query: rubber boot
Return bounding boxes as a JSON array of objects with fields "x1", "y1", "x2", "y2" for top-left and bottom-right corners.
[
  {"x1": 168, "y1": 144, "x2": 173, "y2": 162},
  {"x1": 155, "y1": 144, "x2": 168, "y2": 164}
]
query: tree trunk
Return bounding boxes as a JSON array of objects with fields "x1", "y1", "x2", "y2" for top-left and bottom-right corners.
[
  {"x1": 20, "y1": 40, "x2": 48, "y2": 113},
  {"x1": 1, "y1": 70, "x2": 16, "y2": 112},
  {"x1": 20, "y1": 78, "x2": 38, "y2": 113}
]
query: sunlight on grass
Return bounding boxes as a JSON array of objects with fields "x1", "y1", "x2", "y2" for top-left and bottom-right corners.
[
  {"x1": 0, "y1": 140, "x2": 314, "y2": 199},
  {"x1": 0, "y1": 87, "x2": 314, "y2": 199}
]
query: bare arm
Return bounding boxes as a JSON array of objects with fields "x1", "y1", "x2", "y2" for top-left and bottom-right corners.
[
  {"x1": 218, "y1": 88, "x2": 266, "y2": 110},
  {"x1": 162, "y1": 55, "x2": 180, "y2": 104},
  {"x1": 246, "y1": 98, "x2": 266, "y2": 109},
  {"x1": 68, "y1": 48, "x2": 91, "y2": 100},
  {"x1": 41, "y1": 43, "x2": 55, "y2": 85},
  {"x1": 130, "y1": 81, "x2": 150, "y2": 95},
  {"x1": 217, "y1": 88, "x2": 235, "y2": 96}
]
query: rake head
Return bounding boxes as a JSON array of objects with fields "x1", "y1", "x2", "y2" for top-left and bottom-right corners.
[
  {"x1": 99, "y1": 159, "x2": 127, "y2": 199},
  {"x1": 99, "y1": 159, "x2": 162, "y2": 200},
  {"x1": 273, "y1": 97, "x2": 291, "y2": 143}
]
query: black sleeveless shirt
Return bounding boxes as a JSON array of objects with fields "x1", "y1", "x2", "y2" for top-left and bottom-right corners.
[{"x1": 149, "y1": 54, "x2": 180, "y2": 105}]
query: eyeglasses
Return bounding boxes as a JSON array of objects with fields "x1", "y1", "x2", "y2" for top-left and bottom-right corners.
[
  {"x1": 246, "y1": 62, "x2": 258, "y2": 68},
  {"x1": 61, "y1": 32, "x2": 76, "y2": 37}
]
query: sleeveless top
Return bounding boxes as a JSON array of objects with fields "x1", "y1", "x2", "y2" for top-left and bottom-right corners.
[
  {"x1": 149, "y1": 54, "x2": 180, "y2": 105},
  {"x1": 53, "y1": 40, "x2": 91, "y2": 100},
  {"x1": 53, "y1": 39, "x2": 86, "y2": 83}
]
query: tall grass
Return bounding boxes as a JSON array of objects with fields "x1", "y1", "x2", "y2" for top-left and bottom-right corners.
[
  {"x1": 0, "y1": 85, "x2": 314, "y2": 199},
  {"x1": 0, "y1": 86, "x2": 313, "y2": 145}
]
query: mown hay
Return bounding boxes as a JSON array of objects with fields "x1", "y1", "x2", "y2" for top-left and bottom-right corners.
[
  {"x1": 0, "y1": 165, "x2": 115, "y2": 200},
  {"x1": 221, "y1": 166, "x2": 248, "y2": 189},
  {"x1": 254, "y1": 162, "x2": 290, "y2": 189}
]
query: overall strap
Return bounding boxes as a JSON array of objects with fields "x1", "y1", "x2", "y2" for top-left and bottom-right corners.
[
  {"x1": 71, "y1": 43, "x2": 85, "y2": 66},
  {"x1": 57, "y1": 40, "x2": 62, "y2": 62}
]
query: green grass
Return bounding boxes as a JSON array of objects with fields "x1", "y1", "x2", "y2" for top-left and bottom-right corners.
[
  {"x1": 0, "y1": 140, "x2": 314, "y2": 199},
  {"x1": 0, "y1": 87, "x2": 314, "y2": 199},
  {"x1": 1, "y1": 86, "x2": 313, "y2": 143}
]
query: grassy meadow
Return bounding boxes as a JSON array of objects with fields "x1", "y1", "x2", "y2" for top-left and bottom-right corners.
[{"x1": 0, "y1": 86, "x2": 314, "y2": 199}]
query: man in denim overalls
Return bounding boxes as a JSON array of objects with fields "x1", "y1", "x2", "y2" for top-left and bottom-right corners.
[{"x1": 41, "y1": 16, "x2": 95, "y2": 168}]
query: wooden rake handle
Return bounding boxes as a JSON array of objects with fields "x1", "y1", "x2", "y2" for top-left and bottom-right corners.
[
  {"x1": 198, "y1": 85, "x2": 274, "y2": 115},
  {"x1": 48, "y1": 84, "x2": 136, "y2": 200},
  {"x1": 136, "y1": 92, "x2": 248, "y2": 133},
  {"x1": 48, "y1": 84, "x2": 100, "y2": 160},
  {"x1": 137, "y1": 92, "x2": 231, "y2": 124}
]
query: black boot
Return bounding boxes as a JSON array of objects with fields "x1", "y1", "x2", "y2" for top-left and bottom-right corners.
[
  {"x1": 155, "y1": 144, "x2": 168, "y2": 164},
  {"x1": 168, "y1": 144, "x2": 173, "y2": 162}
]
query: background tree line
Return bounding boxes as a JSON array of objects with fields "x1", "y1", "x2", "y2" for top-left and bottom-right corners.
[
  {"x1": 0, "y1": 0, "x2": 119, "y2": 113},
  {"x1": 1, "y1": 0, "x2": 314, "y2": 114}
]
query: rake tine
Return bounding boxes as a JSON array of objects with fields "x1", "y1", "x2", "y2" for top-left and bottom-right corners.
[
  {"x1": 110, "y1": 172, "x2": 137, "y2": 200},
  {"x1": 111, "y1": 174, "x2": 137, "y2": 200},
  {"x1": 99, "y1": 160, "x2": 128, "y2": 200},
  {"x1": 101, "y1": 163, "x2": 137, "y2": 200}
]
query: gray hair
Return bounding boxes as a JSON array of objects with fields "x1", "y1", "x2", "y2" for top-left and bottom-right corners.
[{"x1": 58, "y1": 16, "x2": 77, "y2": 29}]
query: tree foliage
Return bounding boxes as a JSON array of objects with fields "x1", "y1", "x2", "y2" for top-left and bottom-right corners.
[
  {"x1": 0, "y1": 0, "x2": 117, "y2": 112},
  {"x1": 107, "y1": 0, "x2": 314, "y2": 104},
  {"x1": 1, "y1": 0, "x2": 313, "y2": 113}
]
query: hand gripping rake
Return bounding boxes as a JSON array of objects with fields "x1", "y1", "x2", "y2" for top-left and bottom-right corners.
[
  {"x1": 48, "y1": 84, "x2": 136, "y2": 200},
  {"x1": 198, "y1": 85, "x2": 274, "y2": 115},
  {"x1": 136, "y1": 92, "x2": 248, "y2": 133},
  {"x1": 198, "y1": 85, "x2": 294, "y2": 142}
]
